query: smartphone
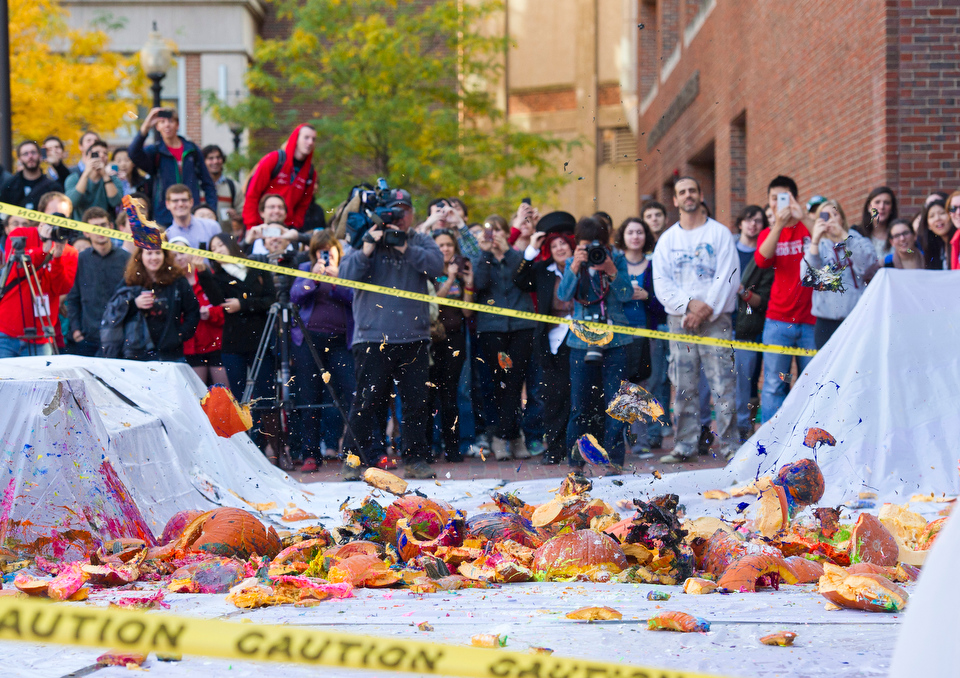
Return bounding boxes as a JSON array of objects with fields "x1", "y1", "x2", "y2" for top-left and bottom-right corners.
[
  {"x1": 40, "y1": 147, "x2": 47, "y2": 161},
  {"x1": 156, "y1": 109, "x2": 174, "y2": 119},
  {"x1": 483, "y1": 224, "x2": 495, "y2": 242},
  {"x1": 320, "y1": 250, "x2": 330, "y2": 265},
  {"x1": 264, "y1": 226, "x2": 283, "y2": 238},
  {"x1": 819, "y1": 211, "x2": 830, "y2": 222},
  {"x1": 199, "y1": 241, "x2": 208, "y2": 251},
  {"x1": 776, "y1": 193, "x2": 790, "y2": 211},
  {"x1": 110, "y1": 164, "x2": 119, "y2": 174},
  {"x1": 522, "y1": 197, "x2": 531, "y2": 205}
]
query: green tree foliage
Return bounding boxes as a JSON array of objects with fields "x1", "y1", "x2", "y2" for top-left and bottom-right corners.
[{"x1": 209, "y1": 0, "x2": 575, "y2": 216}]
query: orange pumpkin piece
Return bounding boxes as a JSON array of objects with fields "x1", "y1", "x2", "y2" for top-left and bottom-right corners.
[
  {"x1": 760, "y1": 631, "x2": 797, "y2": 646},
  {"x1": 532, "y1": 530, "x2": 628, "y2": 582},
  {"x1": 566, "y1": 606, "x2": 622, "y2": 621},
  {"x1": 683, "y1": 577, "x2": 718, "y2": 595},
  {"x1": 846, "y1": 563, "x2": 897, "y2": 578},
  {"x1": 14, "y1": 573, "x2": 50, "y2": 597},
  {"x1": 201, "y1": 385, "x2": 252, "y2": 437},
  {"x1": 917, "y1": 517, "x2": 947, "y2": 550},
  {"x1": 803, "y1": 427, "x2": 836, "y2": 448},
  {"x1": 818, "y1": 562, "x2": 908, "y2": 613},
  {"x1": 380, "y1": 496, "x2": 456, "y2": 548},
  {"x1": 48, "y1": 562, "x2": 89, "y2": 601},
  {"x1": 785, "y1": 556, "x2": 824, "y2": 584},
  {"x1": 701, "y1": 530, "x2": 782, "y2": 578},
  {"x1": 178, "y1": 508, "x2": 282, "y2": 559},
  {"x1": 849, "y1": 513, "x2": 899, "y2": 566},
  {"x1": 647, "y1": 611, "x2": 710, "y2": 632},
  {"x1": 327, "y1": 554, "x2": 399, "y2": 587},
  {"x1": 717, "y1": 554, "x2": 798, "y2": 592}
]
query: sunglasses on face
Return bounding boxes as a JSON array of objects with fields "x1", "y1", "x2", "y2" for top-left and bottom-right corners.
[{"x1": 948, "y1": 205, "x2": 960, "y2": 214}]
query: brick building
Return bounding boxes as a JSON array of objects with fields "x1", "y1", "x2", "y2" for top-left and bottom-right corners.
[{"x1": 635, "y1": 0, "x2": 960, "y2": 226}]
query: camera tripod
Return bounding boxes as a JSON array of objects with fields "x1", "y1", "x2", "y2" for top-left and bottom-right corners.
[
  {"x1": 243, "y1": 296, "x2": 355, "y2": 470},
  {"x1": 0, "y1": 238, "x2": 59, "y2": 355}
]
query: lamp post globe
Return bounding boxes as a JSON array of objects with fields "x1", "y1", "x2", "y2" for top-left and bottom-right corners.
[{"x1": 139, "y1": 22, "x2": 173, "y2": 112}]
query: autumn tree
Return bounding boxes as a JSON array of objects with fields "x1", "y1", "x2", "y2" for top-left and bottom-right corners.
[
  {"x1": 11, "y1": 0, "x2": 142, "y2": 153},
  {"x1": 209, "y1": 0, "x2": 574, "y2": 216}
]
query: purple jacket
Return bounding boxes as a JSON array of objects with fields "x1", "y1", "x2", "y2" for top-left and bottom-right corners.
[{"x1": 290, "y1": 261, "x2": 354, "y2": 347}]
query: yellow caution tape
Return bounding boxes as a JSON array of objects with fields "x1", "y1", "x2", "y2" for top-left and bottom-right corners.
[
  {"x1": 0, "y1": 202, "x2": 816, "y2": 357},
  {"x1": 0, "y1": 597, "x2": 732, "y2": 678}
]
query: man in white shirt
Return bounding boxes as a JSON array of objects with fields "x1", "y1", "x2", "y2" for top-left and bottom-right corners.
[
  {"x1": 163, "y1": 184, "x2": 222, "y2": 249},
  {"x1": 652, "y1": 177, "x2": 740, "y2": 463}
]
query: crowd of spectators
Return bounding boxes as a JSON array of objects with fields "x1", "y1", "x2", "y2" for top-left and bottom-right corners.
[{"x1": 2, "y1": 112, "x2": 958, "y2": 480}]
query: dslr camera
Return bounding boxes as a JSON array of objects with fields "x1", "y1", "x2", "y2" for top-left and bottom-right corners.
[
  {"x1": 46, "y1": 213, "x2": 69, "y2": 244},
  {"x1": 585, "y1": 240, "x2": 608, "y2": 266},
  {"x1": 345, "y1": 178, "x2": 409, "y2": 249}
]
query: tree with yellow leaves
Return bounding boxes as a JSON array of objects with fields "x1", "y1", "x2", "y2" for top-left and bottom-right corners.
[{"x1": 11, "y1": 0, "x2": 142, "y2": 154}]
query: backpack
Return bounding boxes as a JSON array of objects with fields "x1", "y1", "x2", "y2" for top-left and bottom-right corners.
[{"x1": 269, "y1": 148, "x2": 316, "y2": 185}]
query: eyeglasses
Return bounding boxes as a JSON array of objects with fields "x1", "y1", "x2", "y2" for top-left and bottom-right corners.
[
  {"x1": 948, "y1": 205, "x2": 960, "y2": 214},
  {"x1": 891, "y1": 231, "x2": 912, "y2": 240},
  {"x1": 168, "y1": 198, "x2": 192, "y2": 204}
]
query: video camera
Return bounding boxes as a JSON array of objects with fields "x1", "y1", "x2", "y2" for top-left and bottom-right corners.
[{"x1": 345, "y1": 178, "x2": 408, "y2": 249}]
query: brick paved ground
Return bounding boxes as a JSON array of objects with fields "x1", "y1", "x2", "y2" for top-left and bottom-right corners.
[{"x1": 287, "y1": 430, "x2": 732, "y2": 484}]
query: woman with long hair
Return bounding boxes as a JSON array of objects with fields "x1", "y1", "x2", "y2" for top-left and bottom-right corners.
[
  {"x1": 916, "y1": 199, "x2": 955, "y2": 270},
  {"x1": 946, "y1": 190, "x2": 960, "y2": 270},
  {"x1": 854, "y1": 186, "x2": 898, "y2": 258},
  {"x1": 800, "y1": 199, "x2": 878, "y2": 348},
  {"x1": 289, "y1": 230, "x2": 355, "y2": 472},
  {"x1": 209, "y1": 233, "x2": 277, "y2": 456},
  {"x1": 614, "y1": 216, "x2": 666, "y2": 457},
  {"x1": 170, "y1": 237, "x2": 227, "y2": 385},
  {"x1": 107, "y1": 247, "x2": 200, "y2": 361},
  {"x1": 472, "y1": 214, "x2": 537, "y2": 461},
  {"x1": 883, "y1": 218, "x2": 924, "y2": 269},
  {"x1": 111, "y1": 148, "x2": 149, "y2": 197},
  {"x1": 428, "y1": 229, "x2": 475, "y2": 462},
  {"x1": 514, "y1": 227, "x2": 576, "y2": 465}
]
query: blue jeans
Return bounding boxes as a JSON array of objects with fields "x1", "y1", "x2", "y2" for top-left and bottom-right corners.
[
  {"x1": 0, "y1": 332, "x2": 54, "y2": 358},
  {"x1": 735, "y1": 349, "x2": 761, "y2": 429},
  {"x1": 646, "y1": 331, "x2": 671, "y2": 442},
  {"x1": 566, "y1": 345, "x2": 629, "y2": 466},
  {"x1": 760, "y1": 320, "x2": 815, "y2": 423}
]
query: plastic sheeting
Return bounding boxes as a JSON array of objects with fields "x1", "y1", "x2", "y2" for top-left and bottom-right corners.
[{"x1": 0, "y1": 357, "x2": 328, "y2": 556}]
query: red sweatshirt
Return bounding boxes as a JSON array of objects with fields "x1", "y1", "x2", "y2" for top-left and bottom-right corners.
[
  {"x1": 242, "y1": 124, "x2": 316, "y2": 229},
  {"x1": 0, "y1": 228, "x2": 76, "y2": 344},
  {"x1": 755, "y1": 222, "x2": 815, "y2": 325},
  {"x1": 183, "y1": 276, "x2": 224, "y2": 356}
]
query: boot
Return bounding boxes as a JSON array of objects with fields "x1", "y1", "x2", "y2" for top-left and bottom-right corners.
[{"x1": 511, "y1": 437, "x2": 531, "y2": 460}]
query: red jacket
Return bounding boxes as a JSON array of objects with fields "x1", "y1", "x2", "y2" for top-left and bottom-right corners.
[
  {"x1": 755, "y1": 222, "x2": 815, "y2": 325},
  {"x1": 950, "y1": 230, "x2": 960, "y2": 270},
  {"x1": 0, "y1": 228, "x2": 76, "y2": 344},
  {"x1": 183, "y1": 275, "x2": 224, "y2": 356},
  {"x1": 242, "y1": 124, "x2": 316, "y2": 229}
]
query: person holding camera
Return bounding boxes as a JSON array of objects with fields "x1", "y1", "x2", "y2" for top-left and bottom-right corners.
[
  {"x1": 513, "y1": 214, "x2": 577, "y2": 465},
  {"x1": 472, "y1": 216, "x2": 537, "y2": 461},
  {"x1": 100, "y1": 247, "x2": 200, "y2": 362},
  {"x1": 64, "y1": 140, "x2": 122, "y2": 220},
  {"x1": 128, "y1": 107, "x2": 218, "y2": 227},
  {"x1": 0, "y1": 141, "x2": 63, "y2": 211},
  {"x1": 428, "y1": 229, "x2": 475, "y2": 463},
  {"x1": 799, "y1": 199, "x2": 878, "y2": 348},
  {"x1": 340, "y1": 188, "x2": 444, "y2": 480},
  {"x1": 652, "y1": 177, "x2": 739, "y2": 463},
  {"x1": 556, "y1": 217, "x2": 634, "y2": 473},
  {"x1": 290, "y1": 230, "x2": 355, "y2": 473}
]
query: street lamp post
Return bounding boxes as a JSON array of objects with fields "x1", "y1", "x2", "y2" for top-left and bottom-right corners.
[
  {"x1": 139, "y1": 22, "x2": 173, "y2": 142},
  {"x1": 229, "y1": 123, "x2": 243, "y2": 157},
  {"x1": 0, "y1": 0, "x2": 12, "y2": 172}
]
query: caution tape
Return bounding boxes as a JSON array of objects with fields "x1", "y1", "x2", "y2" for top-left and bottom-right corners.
[
  {"x1": 0, "y1": 202, "x2": 816, "y2": 357},
  {"x1": 0, "y1": 597, "x2": 732, "y2": 678}
]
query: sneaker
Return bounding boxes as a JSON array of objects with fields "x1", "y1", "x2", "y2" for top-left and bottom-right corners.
[
  {"x1": 404, "y1": 459, "x2": 437, "y2": 479},
  {"x1": 510, "y1": 437, "x2": 531, "y2": 460},
  {"x1": 342, "y1": 462, "x2": 363, "y2": 481},
  {"x1": 300, "y1": 457, "x2": 319, "y2": 473},
  {"x1": 659, "y1": 452, "x2": 696, "y2": 464},
  {"x1": 376, "y1": 454, "x2": 399, "y2": 470},
  {"x1": 491, "y1": 436, "x2": 510, "y2": 461},
  {"x1": 698, "y1": 425, "x2": 715, "y2": 456},
  {"x1": 526, "y1": 438, "x2": 545, "y2": 456}
]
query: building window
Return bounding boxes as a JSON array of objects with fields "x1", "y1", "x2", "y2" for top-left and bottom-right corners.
[{"x1": 599, "y1": 127, "x2": 637, "y2": 165}]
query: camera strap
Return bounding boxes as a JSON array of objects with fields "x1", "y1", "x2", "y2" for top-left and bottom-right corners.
[{"x1": 1, "y1": 274, "x2": 25, "y2": 298}]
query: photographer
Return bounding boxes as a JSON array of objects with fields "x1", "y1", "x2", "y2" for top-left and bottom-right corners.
[
  {"x1": 290, "y1": 230, "x2": 355, "y2": 472},
  {"x1": 0, "y1": 222, "x2": 74, "y2": 358},
  {"x1": 64, "y1": 140, "x2": 122, "y2": 220},
  {"x1": 557, "y1": 217, "x2": 634, "y2": 474},
  {"x1": 339, "y1": 188, "x2": 444, "y2": 480},
  {"x1": 473, "y1": 215, "x2": 537, "y2": 461},
  {"x1": 243, "y1": 194, "x2": 303, "y2": 256}
]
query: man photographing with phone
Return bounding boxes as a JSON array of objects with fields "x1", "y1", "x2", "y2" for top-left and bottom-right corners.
[
  {"x1": 128, "y1": 107, "x2": 218, "y2": 226},
  {"x1": 65, "y1": 140, "x2": 123, "y2": 221},
  {"x1": 339, "y1": 188, "x2": 444, "y2": 480}
]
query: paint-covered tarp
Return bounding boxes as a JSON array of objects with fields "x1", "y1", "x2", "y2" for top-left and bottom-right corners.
[{"x1": 0, "y1": 358, "x2": 325, "y2": 558}]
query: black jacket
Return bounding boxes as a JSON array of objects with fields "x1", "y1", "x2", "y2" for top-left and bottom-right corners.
[
  {"x1": 101, "y1": 277, "x2": 199, "y2": 360},
  {"x1": 212, "y1": 264, "x2": 276, "y2": 354},
  {"x1": 64, "y1": 245, "x2": 130, "y2": 341},
  {"x1": 0, "y1": 172, "x2": 62, "y2": 210},
  {"x1": 736, "y1": 256, "x2": 775, "y2": 341},
  {"x1": 513, "y1": 257, "x2": 568, "y2": 354}
]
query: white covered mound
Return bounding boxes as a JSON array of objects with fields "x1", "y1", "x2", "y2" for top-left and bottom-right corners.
[{"x1": 0, "y1": 357, "x2": 325, "y2": 557}]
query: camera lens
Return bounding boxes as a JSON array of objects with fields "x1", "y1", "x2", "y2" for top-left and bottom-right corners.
[{"x1": 586, "y1": 241, "x2": 607, "y2": 266}]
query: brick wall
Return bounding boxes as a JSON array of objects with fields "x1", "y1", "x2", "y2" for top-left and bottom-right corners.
[
  {"x1": 639, "y1": 1, "x2": 658, "y2": 100},
  {"x1": 636, "y1": 0, "x2": 959, "y2": 226},
  {"x1": 185, "y1": 54, "x2": 203, "y2": 145}
]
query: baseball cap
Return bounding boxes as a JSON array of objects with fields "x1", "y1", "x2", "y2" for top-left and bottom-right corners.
[
  {"x1": 386, "y1": 189, "x2": 412, "y2": 208},
  {"x1": 805, "y1": 195, "x2": 828, "y2": 213}
]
